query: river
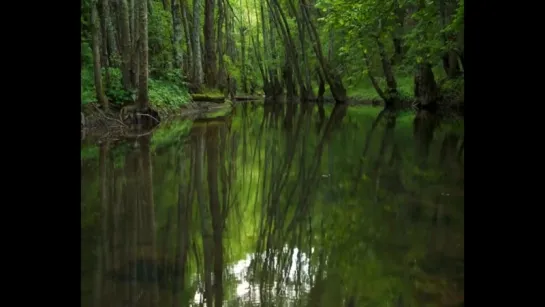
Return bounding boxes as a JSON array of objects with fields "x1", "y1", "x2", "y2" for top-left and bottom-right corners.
[{"x1": 81, "y1": 102, "x2": 464, "y2": 307}]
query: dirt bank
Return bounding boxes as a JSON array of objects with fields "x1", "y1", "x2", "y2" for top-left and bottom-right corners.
[{"x1": 81, "y1": 101, "x2": 232, "y2": 141}]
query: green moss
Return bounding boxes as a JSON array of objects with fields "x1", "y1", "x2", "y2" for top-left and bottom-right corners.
[{"x1": 200, "y1": 87, "x2": 225, "y2": 97}]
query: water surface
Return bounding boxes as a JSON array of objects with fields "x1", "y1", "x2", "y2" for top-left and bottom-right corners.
[{"x1": 81, "y1": 102, "x2": 464, "y2": 307}]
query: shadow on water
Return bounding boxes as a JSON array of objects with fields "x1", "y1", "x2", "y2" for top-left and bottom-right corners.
[{"x1": 82, "y1": 101, "x2": 464, "y2": 307}]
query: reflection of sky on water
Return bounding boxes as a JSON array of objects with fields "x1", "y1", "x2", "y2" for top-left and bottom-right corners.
[{"x1": 193, "y1": 246, "x2": 313, "y2": 306}]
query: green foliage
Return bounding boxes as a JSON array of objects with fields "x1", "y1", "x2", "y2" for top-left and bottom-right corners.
[
  {"x1": 149, "y1": 1, "x2": 174, "y2": 76},
  {"x1": 403, "y1": 7, "x2": 444, "y2": 67},
  {"x1": 440, "y1": 77, "x2": 464, "y2": 103},
  {"x1": 103, "y1": 67, "x2": 135, "y2": 104},
  {"x1": 82, "y1": 63, "x2": 190, "y2": 107},
  {"x1": 81, "y1": 66, "x2": 96, "y2": 104},
  {"x1": 81, "y1": 0, "x2": 189, "y2": 109},
  {"x1": 80, "y1": 145, "x2": 99, "y2": 160},
  {"x1": 223, "y1": 55, "x2": 240, "y2": 80},
  {"x1": 81, "y1": 42, "x2": 95, "y2": 104},
  {"x1": 149, "y1": 79, "x2": 191, "y2": 107}
]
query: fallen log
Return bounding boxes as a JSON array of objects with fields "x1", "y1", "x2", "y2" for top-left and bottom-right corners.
[
  {"x1": 234, "y1": 95, "x2": 262, "y2": 101},
  {"x1": 191, "y1": 94, "x2": 225, "y2": 103}
]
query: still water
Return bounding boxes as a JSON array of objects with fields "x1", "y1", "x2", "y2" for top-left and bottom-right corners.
[{"x1": 81, "y1": 102, "x2": 464, "y2": 307}]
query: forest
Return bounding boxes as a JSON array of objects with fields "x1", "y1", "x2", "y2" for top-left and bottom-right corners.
[
  {"x1": 80, "y1": 0, "x2": 464, "y2": 128},
  {"x1": 81, "y1": 1, "x2": 464, "y2": 304}
]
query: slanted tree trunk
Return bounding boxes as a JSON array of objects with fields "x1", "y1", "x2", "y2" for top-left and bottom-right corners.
[
  {"x1": 300, "y1": 0, "x2": 346, "y2": 103},
  {"x1": 375, "y1": 35, "x2": 400, "y2": 108}
]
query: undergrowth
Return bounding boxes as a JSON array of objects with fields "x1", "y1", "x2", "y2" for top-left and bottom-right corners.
[{"x1": 81, "y1": 65, "x2": 190, "y2": 109}]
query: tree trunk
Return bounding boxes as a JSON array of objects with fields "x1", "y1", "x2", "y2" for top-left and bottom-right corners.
[
  {"x1": 181, "y1": 0, "x2": 193, "y2": 75},
  {"x1": 391, "y1": 0, "x2": 406, "y2": 65},
  {"x1": 240, "y1": 27, "x2": 248, "y2": 93},
  {"x1": 192, "y1": 0, "x2": 204, "y2": 87},
  {"x1": 414, "y1": 63, "x2": 439, "y2": 108},
  {"x1": 171, "y1": 0, "x2": 183, "y2": 70},
  {"x1": 375, "y1": 36, "x2": 400, "y2": 108},
  {"x1": 204, "y1": 0, "x2": 217, "y2": 87},
  {"x1": 317, "y1": 67, "x2": 325, "y2": 99},
  {"x1": 129, "y1": 0, "x2": 139, "y2": 88},
  {"x1": 438, "y1": 0, "x2": 461, "y2": 78},
  {"x1": 118, "y1": 0, "x2": 133, "y2": 91},
  {"x1": 91, "y1": 0, "x2": 108, "y2": 108},
  {"x1": 137, "y1": 0, "x2": 149, "y2": 109},
  {"x1": 102, "y1": 0, "x2": 118, "y2": 58},
  {"x1": 217, "y1": 0, "x2": 226, "y2": 90},
  {"x1": 100, "y1": 0, "x2": 111, "y2": 89},
  {"x1": 300, "y1": 0, "x2": 346, "y2": 103}
]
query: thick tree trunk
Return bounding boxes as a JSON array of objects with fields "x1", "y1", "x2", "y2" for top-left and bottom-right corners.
[
  {"x1": 204, "y1": 0, "x2": 217, "y2": 87},
  {"x1": 102, "y1": 0, "x2": 118, "y2": 57},
  {"x1": 414, "y1": 63, "x2": 439, "y2": 109}
]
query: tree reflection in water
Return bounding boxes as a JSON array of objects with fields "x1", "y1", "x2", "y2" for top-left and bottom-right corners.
[{"x1": 81, "y1": 102, "x2": 463, "y2": 307}]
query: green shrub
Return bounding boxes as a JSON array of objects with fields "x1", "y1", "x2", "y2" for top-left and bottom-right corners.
[
  {"x1": 440, "y1": 77, "x2": 464, "y2": 103},
  {"x1": 102, "y1": 67, "x2": 135, "y2": 104},
  {"x1": 149, "y1": 79, "x2": 190, "y2": 107}
]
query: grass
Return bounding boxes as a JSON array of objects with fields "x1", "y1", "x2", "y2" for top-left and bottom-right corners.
[
  {"x1": 309, "y1": 74, "x2": 414, "y2": 101},
  {"x1": 346, "y1": 75, "x2": 414, "y2": 101}
]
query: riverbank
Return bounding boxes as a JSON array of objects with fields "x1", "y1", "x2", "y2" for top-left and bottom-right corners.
[
  {"x1": 81, "y1": 93, "x2": 462, "y2": 143},
  {"x1": 81, "y1": 100, "x2": 233, "y2": 141}
]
